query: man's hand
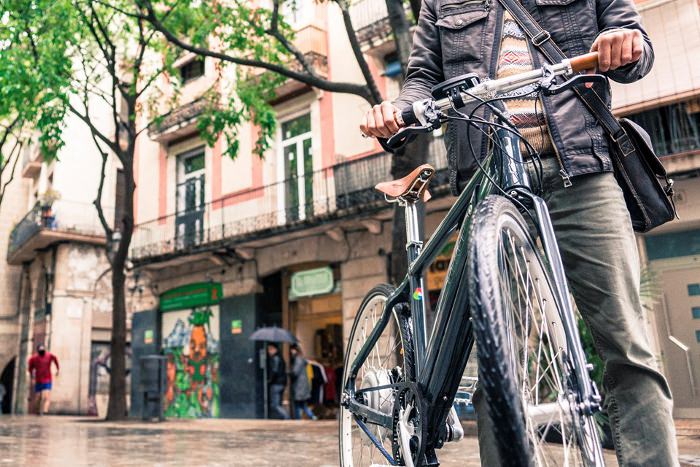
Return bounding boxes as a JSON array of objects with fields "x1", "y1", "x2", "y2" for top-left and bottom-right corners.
[
  {"x1": 591, "y1": 29, "x2": 643, "y2": 72},
  {"x1": 360, "y1": 101, "x2": 401, "y2": 138}
]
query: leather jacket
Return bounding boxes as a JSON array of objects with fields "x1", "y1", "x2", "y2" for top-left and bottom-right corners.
[{"x1": 394, "y1": 0, "x2": 654, "y2": 193}]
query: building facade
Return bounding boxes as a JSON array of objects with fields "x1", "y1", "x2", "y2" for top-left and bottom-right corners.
[
  {"x1": 125, "y1": 0, "x2": 700, "y2": 419},
  {"x1": 4, "y1": 0, "x2": 697, "y2": 419},
  {"x1": 613, "y1": 0, "x2": 700, "y2": 417},
  {"x1": 3, "y1": 103, "x2": 119, "y2": 415}
]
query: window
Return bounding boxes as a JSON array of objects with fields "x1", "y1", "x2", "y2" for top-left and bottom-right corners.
[
  {"x1": 183, "y1": 152, "x2": 205, "y2": 174},
  {"x1": 644, "y1": 229, "x2": 700, "y2": 261},
  {"x1": 625, "y1": 98, "x2": 700, "y2": 157},
  {"x1": 280, "y1": 113, "x2": 313, "y2": 222},
  {"x1": 692, "y1": 307, "x2": 700, "y2": 319},
  {"x1": 175, "y1": 147, "x2": 206, "y2": 249},
  {"x1": 179, "y1": 59, "x2": 205, "y2": 84},
  {"x1": 689, "y1": 284, "x2": 700, "y2": 296}
]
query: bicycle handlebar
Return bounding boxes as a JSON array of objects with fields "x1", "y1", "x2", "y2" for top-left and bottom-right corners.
[
  {"x1": 389, "y1": 51, "x2": 600, "y2": 143},
  {"x1": 569, "y1": 52, "x2": 599, "y2": 73}
]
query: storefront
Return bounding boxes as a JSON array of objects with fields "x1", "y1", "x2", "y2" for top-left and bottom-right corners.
[
  {"x1": 284, "y1": 264, "x2": 343, "y2": 417},
  {"x1": 159, "y1": 282, "x2": 222, "y2": 418}
]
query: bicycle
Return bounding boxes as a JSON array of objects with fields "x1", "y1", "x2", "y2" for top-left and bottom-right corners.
[{"x1": 339, "y1": 52, "x2": 608, "y2": 467}]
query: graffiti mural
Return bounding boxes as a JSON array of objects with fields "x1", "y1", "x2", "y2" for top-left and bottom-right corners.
[{"x1": 162, "y1": 306, "x2": 220, "y2": 418}]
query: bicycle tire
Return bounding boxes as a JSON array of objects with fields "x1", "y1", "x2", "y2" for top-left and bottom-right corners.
[
  {"x1": 468, "y1": 195, "x2": 603, "y2": 467},
  {"x1": 339, "y1": 284, "x2": 415, "y2": 467}
]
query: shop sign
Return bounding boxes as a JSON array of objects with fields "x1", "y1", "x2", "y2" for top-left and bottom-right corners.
[
  {"x1": 160, "y1": 282, "x2": 223, "y2": 312},
  {"x1": 426, "y1": 236, "x2": 457, "y2": 291},
  {"x1": 290, "y1": 267, "x2": 334, "y2": 298},
  {"x1": 231, "y1": 319, "x2": 243, "y2": 335}
]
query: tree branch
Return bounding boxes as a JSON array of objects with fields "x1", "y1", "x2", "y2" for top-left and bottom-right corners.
[
  {"x1": 92, "y1": 139, "x2": 115, "y2": 255},
  {"x1": 337, "y1": 0, "x2": 383, "y2": 104},
  {"x1": 139, "y1": 0, "x2": 375, "y2": 103},
  {"x1": 68, "y1": 102, "x2": 120, "y2": 155},
  {"x1": 408, "y1": 0, "x2": 422, "y2": 21},
  {"x1": 0, "y1": 139, "x2": 24, "y2": 209},
  {"x1": 264, "y1": 0, "x2": 318, "y2": 78}
]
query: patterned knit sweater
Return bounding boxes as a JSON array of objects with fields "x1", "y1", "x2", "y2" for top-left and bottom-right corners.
[{"x1": 496, "y1": 12, "x2": 554, "y2": 155}]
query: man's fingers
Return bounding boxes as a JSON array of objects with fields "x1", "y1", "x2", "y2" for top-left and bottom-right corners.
[
  {"x1": 365, "y1": 109, "x2": 378, "y2": 138},
  {"x1": 373, "y1": 105, "x2": 392, "y2": 138},
  {"x1": 609, "y1": 34, "x2": 623, "y2": 69},
  {"x1": 597, "y1": 38, "x2": 611, "y2": 72},
  {"x1": 380, "y1": 102, "x2": 400, "y2": 134},
  {"x1": 631, "y1": 30, "x2": 643, "y2": 61},
  {"x1": 620, "y1": 33, "x2": 633, "y2": 66},
  {"x1": 360, "y1": 114, "x2": 369, "y2": 136}
]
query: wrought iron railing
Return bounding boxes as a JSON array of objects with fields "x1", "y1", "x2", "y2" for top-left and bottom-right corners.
[
  {"x1": 7, "y1": 200, "x2": 114, "y2": 260},
  {"x1": 349, "y1": 0, "x2": 407, "y2": 46},
  {"x1": 130, "y1": 139, "x2": 449, "y2": 262}
]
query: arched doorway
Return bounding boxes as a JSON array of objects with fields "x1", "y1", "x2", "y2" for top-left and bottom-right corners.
[{"x1": 1, "y1": 357, "x2": 16, "y2": 414}]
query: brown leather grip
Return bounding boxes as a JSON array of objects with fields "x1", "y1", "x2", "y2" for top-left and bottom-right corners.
[{"x1": 569, "y1": 52, "x2": 599, "y2": 73}]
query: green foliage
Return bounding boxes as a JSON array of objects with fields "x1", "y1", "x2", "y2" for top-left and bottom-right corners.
[
  {"x1": 0, "y1": 0, "x2": 73, "y2": 163},
  {"x1": 146, "y1": 0, "x2": 296, "y2": 158},
  {"x1": 2, "y1": 0, "x2": 288, "y2": 172}
]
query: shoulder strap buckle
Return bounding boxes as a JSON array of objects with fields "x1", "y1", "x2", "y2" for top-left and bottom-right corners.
[
  {"x1": 611, "y1": 129, "x2": 636, "y2": 157},
  {"x1": 532, "y1": 30, "x2": 551, "y2": 46}
]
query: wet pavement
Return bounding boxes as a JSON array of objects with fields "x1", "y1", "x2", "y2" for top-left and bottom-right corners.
[{"x1": 0, "y1": 415, "x2": 698, "y2": 466}]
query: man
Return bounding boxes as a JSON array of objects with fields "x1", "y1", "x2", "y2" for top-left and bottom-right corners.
[
  {"x1": 361, "y1": 0, "x2": 678, "y2": 465},
  {"x1": 28, "y1": 344, "x2": 59, "y2": 415},
  {"x1": 266, "y1": 343, "x2": 289, "y2": 419},
  {"x1": 289, "y1": 344, "x2": 317, "y2": 420}
]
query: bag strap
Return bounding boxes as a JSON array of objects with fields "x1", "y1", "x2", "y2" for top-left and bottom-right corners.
[{"x1": 496, "y1": 0, "x2": 636, "y2": 156}]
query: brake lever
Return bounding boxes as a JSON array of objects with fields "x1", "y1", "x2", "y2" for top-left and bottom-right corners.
[
  {"x1": 541, "y1": 73, "x2": 607, "y2": 96},
  {"x1": 383, "y1": 124, "x2": 435, "y2": 152}
]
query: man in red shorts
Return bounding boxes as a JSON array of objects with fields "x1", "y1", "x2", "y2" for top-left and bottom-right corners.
[{"x1": 28, "y1": 344, "x2": 60, "y2": 415}]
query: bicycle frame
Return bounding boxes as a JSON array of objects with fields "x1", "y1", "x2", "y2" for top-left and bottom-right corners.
[{"x1": 344, "y1": 121, "x2": 601, "y2": 457}]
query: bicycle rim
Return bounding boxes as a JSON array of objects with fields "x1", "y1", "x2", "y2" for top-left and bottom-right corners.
[{"x1": 339, "y1": 284, "x2": 409, "y2": 467}]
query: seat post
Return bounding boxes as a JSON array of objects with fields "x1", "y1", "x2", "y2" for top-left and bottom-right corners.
[{"x1": 404, "y1": 200, "x2": 423, "y2": 263}]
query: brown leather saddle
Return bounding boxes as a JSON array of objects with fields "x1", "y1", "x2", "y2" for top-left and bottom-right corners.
[{"x1": 374, "y1": 164, "x2": 435, "y2": 203}]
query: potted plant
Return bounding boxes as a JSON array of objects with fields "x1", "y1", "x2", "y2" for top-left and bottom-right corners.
[{"x1": 38, "y1": 188, "x2": 61, "y2": 228}]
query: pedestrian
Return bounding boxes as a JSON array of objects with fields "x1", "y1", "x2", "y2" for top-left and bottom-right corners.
[
  {"x1": 289, "y1": 344, "x2": 317, "y2": 420},
  {"x1": 266, "y1": 343, "x2": 289, "y2": 419},
  {"x1": 28, "y1": 344, "x2": 60, "y2": 415},
  {"x1": 361, "y1": 0, "x2": 678, "y2": 464}
]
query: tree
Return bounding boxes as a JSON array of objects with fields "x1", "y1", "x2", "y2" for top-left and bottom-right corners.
[
  {"x1": 5, "y1": 0, "x2": 280, "y2": 419},
  {"x1": 135, "y1": 0, "x2": 427, "y2": 284},
  {"x1": 0, "y1": 0, "x2": 72, "y2": 210}
]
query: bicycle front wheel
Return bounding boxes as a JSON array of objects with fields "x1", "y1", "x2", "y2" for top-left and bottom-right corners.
[{"x1": 468, "y1": 195, "x2": 604, "y2": 466}]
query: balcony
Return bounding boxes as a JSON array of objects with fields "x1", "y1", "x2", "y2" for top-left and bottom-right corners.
[
  {"x1": 7, "y1": 200, "x2": 112, "y2": 265},
  {"x1": 148, "y1": 98, "x2": 208, "y2": 143},
  {"x1": 245, "y1": 24, "x2": 329, "y2": 103},
  {"x1": 21, "y1": 146, "x2": 42, "y2": 179},
  {"x1": 130, "y1": 138, "x2": 449, "y2": 266},
  {"x1": 349, "y1": 0, "x2": 394, "y2": 49}
]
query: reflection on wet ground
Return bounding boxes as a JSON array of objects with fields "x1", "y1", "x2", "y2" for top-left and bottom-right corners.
[{"x1": 0, "y1": 415, "x2": 698, "y2": 466}]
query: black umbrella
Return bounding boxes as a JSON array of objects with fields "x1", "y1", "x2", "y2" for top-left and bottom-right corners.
[
  {"x1": 249, "y1": 326, "x2": 298, "y2": 343},
  {"x1": 250, "y1": 326, "x2": 298, "y2": 420}
]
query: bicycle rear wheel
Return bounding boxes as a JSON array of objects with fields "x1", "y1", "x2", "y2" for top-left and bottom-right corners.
[
  {"x1": 339, "y1": 284, "x2": 415, "y2": 467},
  {"x1": 468, "y1": 195, "x2": 604, "y2": 466}
]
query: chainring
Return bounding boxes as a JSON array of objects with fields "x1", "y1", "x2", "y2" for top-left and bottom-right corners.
[{"x1": 391, "y1": 383, "x2": 425, "y2": 466}]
